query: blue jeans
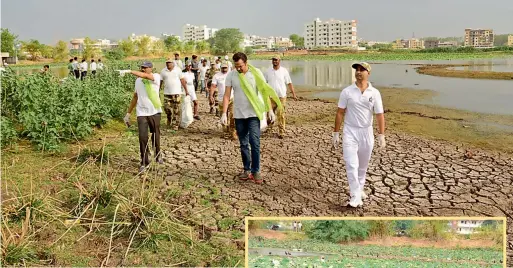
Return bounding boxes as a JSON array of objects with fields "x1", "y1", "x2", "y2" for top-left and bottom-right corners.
[{"x1": 235, "y1": 117, "x2": 261, "y2": 173}]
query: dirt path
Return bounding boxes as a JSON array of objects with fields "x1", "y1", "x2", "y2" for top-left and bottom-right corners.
[{"x1": 143, "y1": 94, "x2": 513, "y2": 264}]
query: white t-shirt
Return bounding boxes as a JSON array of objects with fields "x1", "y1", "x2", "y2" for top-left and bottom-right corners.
[
  {"x1": 160, "y1": 67, "x2": 185, "y2": 95},
  {"x1": 72, "y1": 61, "x2": 79, "y2": 70},
  {"x1": 337, "y1": 82, "x2": 384, "y2": 128},
  {"x1": 264, "y1": 66, "x2": 292, "y2": 98},
  {"x1": 183, "y1": 71, "x2": 195, "y2": 89},
  {"x1": 199, "y1": 65, "x2": 209, "y2": 79},
  {"x1": 97, "y1": 62, "x2": 104, "y2": 69},
  {"x1": 225, "y1": 69, "x2": 264, "y2": 119},
  {"x1": 174, "y1": 59, "x2": 183, "y2": 70},
  {"x1": 212, "y1": 72, "x2": 232, "y2": 101},
  {"x1": 80, "y1": 62, "x2": 88, "y2": 71},
  {"x1": 135, "y1": 74, "x2": 162, "y2": 117},
  {"x1": 90, "y1": 62, "x2": 97, "y2": 71}
]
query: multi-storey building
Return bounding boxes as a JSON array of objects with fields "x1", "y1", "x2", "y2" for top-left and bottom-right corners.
[
  {"x1": 182, "y1": 24, "x2": 218, "y2": 42},
  {"x1": 508, "y1": 35, "x2": 513, "y2": 46},
  {"x1": 464, "y1": 28, "x2": 494, "y2": 48},
  {"x1": 448, "y1": 220, "x2": 484, "y2": 235},
  {"x1": 304, "y1": 18, "x2": 357, "y2": 49}
]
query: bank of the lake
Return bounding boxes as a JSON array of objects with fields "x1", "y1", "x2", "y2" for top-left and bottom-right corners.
[{"x1": 415, "y1": 64, "x2": 513, "y2": 80}]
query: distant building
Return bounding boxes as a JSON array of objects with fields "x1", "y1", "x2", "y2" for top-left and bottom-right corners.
[
  {"x1": 448, "y1": 220, "x2": 484, "y2": 235},
  {"x1": 182, "y1": 24, "x2": 218, "y2": 42},
  {"x1": 304, "y1": 18, "x2": 357, "y2": 49},
  {"x1": 508, "y1": 35, "x2": 513, "y2": 46},
  {"x1": 69, "y1": 38, "x2": 117, "y2": 51},
  {"x1": 129, "y1": 33, "x2": 160, "y2": 44},
  {"x1": 274, "y1": 36, "x2": 294, "y2": 48},
  {"x1": 161, "y1": 33, "x2": 181, "y2": 41},
  {"x1": 393, "y1": 38, "x2": 424, "y2": 49},
  {"x1": 439, "y1": 41, "x2": 458, "y2": 47},
  {"x1": 464, "y1": 28, "x2": 494, "y2": 48},
  {"x1": 424, "y1": 40, "x2": 458, "y2": 49},
  {"x1": 367, "y1": 41, "x2": 390, "y2": 47}
]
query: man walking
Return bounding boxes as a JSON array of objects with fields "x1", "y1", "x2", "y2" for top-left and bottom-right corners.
[
  {"x1": 224, "y1": 55, "x2": 233, "y2": 71},
  {"x1": 198, "y1": 59, "x2": 209, "y2": 95},
  {"x1": 212, "y1": 63, "x2": 235, "y2": 138},
  {"x1": 184, "y1": 63, "x2": 200, "y2": 120},
  {"x1": 160, "y1": 59, "x2": 188, "y2": 130},
  {"x1": 97, "y1": 58, "x2": 104, "y2": 70},
  {"x1": 264, "y1": 55, "x2": 297, "y2": 139},
  {"x1": 121, "y1": 61, "x2": 163, "y2": 173},
  {"x1": 173, "y1": 53, "x2": 183, "y2": 71},
  {"x1": 90, "y1": 59, "x2": 97, "y2": 75},
  {"x1": 191, "y1": 55, "x2": 200, "y2": 91},
  {"x1": 80, "y1": 59, "x2": 88, "y2": 80},
  {"x1": 222, "y1": 52, "x2": 282, "y2": 184},
  {"x1": 332, "y1": 62, "x2": 386, "y2": 208},
  {"x1": 68, "y1": 59, "x2": 74, "y2": 76}
]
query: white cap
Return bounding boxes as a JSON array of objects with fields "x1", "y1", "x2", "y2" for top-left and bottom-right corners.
[{"x1": 224, "y1": 55, "x2": 229, "y2": 60}]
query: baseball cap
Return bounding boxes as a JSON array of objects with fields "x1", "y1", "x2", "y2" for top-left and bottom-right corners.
[
  {"x1": 221, "y1": 63, "x2": 228, "y2": 68},
  {"x1": 165, "y1": 58, "x2": 173, "y2": 63},
  {"x1": 351, "y1": 62, "x2": 371, "y2": 72},
  {"x1": 271, "y1": 54, "x2": 281, "y2": 60},
  {"x1": 140, "y1": 61, "x2": 153, "y2": 68},
  {"x1": 210, "y1": 61, "x2": 215, "y2": 65}
]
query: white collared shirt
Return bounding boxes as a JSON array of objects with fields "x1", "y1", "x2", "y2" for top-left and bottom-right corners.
[
  {"x1": 135, "y1": 74, "x2": 162, "y2": 117},
  {"x1": 264, "y1": 66, "x2": 292, "y2": 98},
  {"x1": 212, "y1": 71, "x2": 232, "y2": 101},
  {"x1": 90, "y1": 62, "x2": 97, "y2": 71},
  {"x1": 338, "y1": 82, "x2": 384, "y2": 128}
]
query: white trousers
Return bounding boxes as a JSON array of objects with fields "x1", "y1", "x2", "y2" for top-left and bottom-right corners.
[{"x1": 342, "y1": 125, "x2": 374, "y2": 199}]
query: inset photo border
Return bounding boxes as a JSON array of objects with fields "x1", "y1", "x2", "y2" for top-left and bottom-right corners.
[{"x1": 245, "y1": 216, "x2": 507, "y2": 268}]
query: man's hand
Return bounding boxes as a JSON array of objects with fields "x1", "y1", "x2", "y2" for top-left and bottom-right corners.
[
  {"x1": 268, "y1": 110, "x2": 276, "y2": 123},
  {"x1": 292, "y1": 94, "x2": 298, "y2": 101},
  {"x1": 123, "y1": 113, "x2": 131, "y2": 125},
  {"x1": 117, "y1": 70, "x2": 131, "y2": 76},
  {"x1": 377, "y1": 134, "x2": 386, "y2": 148},
  {"x1": 332, "y1": 132, "x2": 340, "y2": 149},
  {"x1": 220, "y1": 113, "x2": 228, "y2": 125}
]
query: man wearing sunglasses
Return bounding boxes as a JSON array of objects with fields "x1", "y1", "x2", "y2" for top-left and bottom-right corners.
[
  {"x1": 121, "y1": 61, "x2": 163, "y2": 173},
  {"x1": 332, "y1": 62, "x2": 386, "y2": 208}
]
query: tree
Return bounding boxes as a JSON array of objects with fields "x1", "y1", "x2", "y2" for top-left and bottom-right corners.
[
  {"x1": 104, "y1": 48, "x2": 125, "y2": 60},
  {"x1": 196, "y1": 40, "x2": 210, "y2": 53},
  {"x1": 183, "y1": 40, "x2": 195, "y2": 54},
  {"x1": 305, "y1": 220, "x2": 369, "y2": 243},
  {"x1": 211, "y1": 28, "x2": 244, "y2": 54},
  {"x1": 118, "y1": 37, "x2": 135, "y2": 57},
  {"x1": 22, "y1": 39, "x2": 43, "y2": 60},
  {"x1": 40, "y1": 44, "x2": 53, "y2": 59},
  {"x1": 135, "y1": 36, "x2": 151, "y2": 56},
  {"x1": 1, "y1": 28, "x2": 18, "y2": 54},
  {"x1": 52, "y1": 40, "x2": 69, "y2": 61},
  {"x1": 244, "y1": 46, "x2": 254, "y2": 55},
  {"x1": 152, "y1": 39, "x2": 165, "y2": 57},
  {"x1": 163, "y1": 36, "x2": 182, "y2": 52},
  {"x1": 289, "y1": 34, "x2": 300, "y2": 47},
  {"x1": 494, "y1": 34, "x2": 510, "y2": 46},
  {"x1": 82, "y1": 37, "x2": 101, "y2": 59}
]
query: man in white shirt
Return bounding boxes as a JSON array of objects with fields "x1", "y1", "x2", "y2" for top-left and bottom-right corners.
[
  {"x1": 97, "y1": 58, "x2": 104, "y2": 70},
  {"x1": 80, "y1": 59, "x2": 88, "y2": 80},
  {"x1": 333, "y1": 62, "x2": 386, "y2": 208},
  {"x1": 184, "y1": 63, "x2": 200, "y2": 120},
  {"x1": 72, "y1": 57, "x2": 80, "y2": 79},
  {"x1": 198, "y1": 59, "x2": 209, "y2": 95},
  {"x1": 173, "y1": 53, "x2": 183, "y2": 71},
  {"x1": 160, "y1": 59, "x2": 188, "y2": 130},
  {"x1": 211, "y1": 63, "x2": 235, "y2": 138},
  {"x1": 215, "y1": 58, "x2": 221, "y2": 70},
  {"x1": 90, "y1": 59, "x2": 97, "y2": 75},
  {"x1": 224, "y1": 55, "x2": 233, "y2": 71},
  {"x1": 122, "y1": 61, "x2": 163, "y2": 173},
  {"x1": 264, "y1": 55, "x2": 297, "y2": 139},
  {"x1": 222, "y1": 52, "x2": 277, "y2": 184}
]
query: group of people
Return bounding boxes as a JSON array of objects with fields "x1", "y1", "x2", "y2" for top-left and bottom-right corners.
[
  {"x1": 292, "y1": 221, "x2": 302, "y2": 232},
  {"x1": 120, "y1": 51, "x2": 386, "y2": 208},
  {"x1": 68, "y1": 57, "x2": 104, "y2": 80}
]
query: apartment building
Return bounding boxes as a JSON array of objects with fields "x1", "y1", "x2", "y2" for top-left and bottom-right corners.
[
  {"x1": 304, "y1": 18, "x2": 357, "y2": 49},
  {"x1": 508, "y1": 35, "x2": 513, "y2": 46},
  {"x1": 464, "y1": 28, "x2": 494, "y2": 48},
  {"x1": 129, "y1": 33, "x2": 160, "y2": 44},
  {"x1": 182, "y1": 24, "x2": 218, "y2": 42},
  {"x1": 448, "y1": 220, "x2": 484, "y2": 235}
]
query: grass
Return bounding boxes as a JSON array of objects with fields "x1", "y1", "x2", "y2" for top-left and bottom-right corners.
[
  {"x1": 1, "y1": 119, "x2": 243, "y2": 267},
  {"x1": 293, "y1": 86, "x2": 513, "y2": 154}
]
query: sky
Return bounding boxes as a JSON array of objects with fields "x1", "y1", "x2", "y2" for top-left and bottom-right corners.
[{"x1": 2, "y1": 0, "x2": 513, "y2": 45}]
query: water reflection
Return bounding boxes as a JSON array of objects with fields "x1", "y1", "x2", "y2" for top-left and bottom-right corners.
[{"x1": 303, "y1": 62, "x2": 356, "y2": 88}]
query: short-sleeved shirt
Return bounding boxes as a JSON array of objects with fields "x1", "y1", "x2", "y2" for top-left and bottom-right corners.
[
  {"x1": 90, "y1": 62, "x2": 97, "y2": 71},
  {"x1": 337, "y1": 82, "x2": 384, "y2": 128},
  {"x1": 212, "y1": 72, "x2": 232, "y2": 101},
  {"x1": 72, "y1": 61, "x2": 79, "y2": 70},
  {"x1": 225, "y1": 69, "x2": 264, "y2": 119},
  {"x1": 173, "y1": 60, "x2": 183, "y2": 70},
  {"x1": 264, "y1": 66, "x2": 292, "y2": 98},
  {"x1": 135, "y1": 73, "x2": 162, "y2": 117},
  {"x1": 199, "y1": 65, "x2": 209, "y2": 79},
  {"x1": 160, "y1": 67, "x2": 184, "y2": 95},
  {"x1": 80, "y1": 62, "x2": 88, "y2": 71},
  {"x1": 191, "y1": 60, "x2": 200, "y2": 71}
]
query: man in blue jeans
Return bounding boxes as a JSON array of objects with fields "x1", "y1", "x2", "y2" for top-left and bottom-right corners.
[{"x1": 221, "y1": 52, "x2": 279, "y2": 184}]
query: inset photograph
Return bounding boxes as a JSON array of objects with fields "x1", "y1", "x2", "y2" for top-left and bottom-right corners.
[{"x1": 246, "y1": 217, "x2": 506, "y2": 268}]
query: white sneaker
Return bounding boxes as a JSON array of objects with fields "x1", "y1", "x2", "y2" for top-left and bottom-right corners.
[
  {"x1": 348, "y1": 195, "x2": 363, "y2": 208},
  {"x1": 361, "y1": 191, "x2": 368, "y2": 200}
]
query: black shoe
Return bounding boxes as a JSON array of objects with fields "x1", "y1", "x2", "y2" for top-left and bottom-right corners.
[{"x1": 194, "y1": 115, "x2": 201, "y2": 120}]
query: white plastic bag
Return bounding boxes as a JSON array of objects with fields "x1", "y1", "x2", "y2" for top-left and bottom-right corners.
[
  {"x1": 180, "y1": 95, "x2": 194, "y2": 128},
  {"x1": 260, "y1": 112, "x2": 268, "y2": 132}
]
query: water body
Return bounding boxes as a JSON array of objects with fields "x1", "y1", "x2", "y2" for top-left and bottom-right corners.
[
  {"x1": 17, "y1": 57, "x2": 513, "y2": 115},
  {"x1": 249, "y1": 248, "x2": 335, "y2": 257}
]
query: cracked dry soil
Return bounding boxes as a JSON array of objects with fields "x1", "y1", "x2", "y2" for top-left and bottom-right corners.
[{"x1": 149, "y1": 94, "x2": 513, "y2": 264}]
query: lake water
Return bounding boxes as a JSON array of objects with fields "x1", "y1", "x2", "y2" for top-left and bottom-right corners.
[{"x1": 17, "y1": 57, "x2": 513, "y2": 115}]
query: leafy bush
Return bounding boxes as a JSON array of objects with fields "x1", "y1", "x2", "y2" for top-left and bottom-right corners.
[
  {"x1": 305, "y1": 220, "x2": 369, "y2": 243},
  {"x1": 1, "y1": 63, "x2": 136, "y2": 150},
  {"x1": 104, "y1": 48, "x2": 126, "y2": 60},
  {"x1": 1, "y1": 116, "x2": 18, "y2": 148}
]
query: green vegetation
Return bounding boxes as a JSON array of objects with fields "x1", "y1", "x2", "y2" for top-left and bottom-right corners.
[
  {"x1": 1, "y1": 28, "x2": 18, "y2": 54},
  {"x1": 209, "y1": 28, "x2": 244, "y2": 54},
  {"x1": 304, "y1": 220, "x2": 370, "y2": 243},
  {"x1": 249, "y1": 255, "x2": 501, "y2": 268}
]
